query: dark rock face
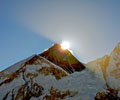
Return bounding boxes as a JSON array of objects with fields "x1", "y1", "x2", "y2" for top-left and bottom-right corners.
[
  {"x1": 95, "y1": 88, "x2": 120, "y2": 100},
  {"x1": 3, "y1": 79, "x2": 44, "y2": 100},
  {"x1": 40, "y1": 44, "x2": 85, "y2": 74}
]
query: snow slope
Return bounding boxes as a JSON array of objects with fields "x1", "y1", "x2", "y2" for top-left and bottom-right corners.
[{"x1": 0, "y1": 54, "x2": 105, "y2": 100}]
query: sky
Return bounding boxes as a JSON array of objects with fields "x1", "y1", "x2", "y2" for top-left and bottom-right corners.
[{"x1": 0, "y1": 0, "x2": 120, "y2": 71}]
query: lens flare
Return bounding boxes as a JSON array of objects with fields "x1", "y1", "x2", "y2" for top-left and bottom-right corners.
[{"x1": 61, "y1": 41, "x2": 70, "y2": 50}]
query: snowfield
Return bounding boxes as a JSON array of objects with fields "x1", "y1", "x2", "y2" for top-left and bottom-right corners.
[{"x1": 0, "y1": 55, "x2": 105, "y2": 100}]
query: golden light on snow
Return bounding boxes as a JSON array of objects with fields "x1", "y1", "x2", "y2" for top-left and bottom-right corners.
[{"x1": 61, "y1": 41, "x2": 70, "y2": 50}]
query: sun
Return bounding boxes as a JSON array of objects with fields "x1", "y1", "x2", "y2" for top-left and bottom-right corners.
[{"x1": 61, "y1": 41, "x2": 70, "y2": 50}]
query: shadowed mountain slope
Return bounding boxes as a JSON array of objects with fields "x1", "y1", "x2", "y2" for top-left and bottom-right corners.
[{"x1": 40, "y1": 44, "x2": 85, "y2": 73}]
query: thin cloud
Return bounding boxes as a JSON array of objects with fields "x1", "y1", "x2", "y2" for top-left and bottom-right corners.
[{"x1": 4, "y1": 0, "x2": 120, "y2": 62}]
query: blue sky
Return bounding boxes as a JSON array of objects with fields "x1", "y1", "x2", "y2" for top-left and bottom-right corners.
[
  {"x1": 0, "y1": 20, "x2": 53, "y2": 71},
  {"x1": 0, "y1": 0, "x2": 120, "y2": 71},
  {"x1": 0, "y1": 3, "x2": 54, "y2": 71}
]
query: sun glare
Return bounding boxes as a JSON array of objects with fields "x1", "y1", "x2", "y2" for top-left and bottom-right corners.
[{"x1": 61, "y1": 41, "x2": 70, "y2": 50}]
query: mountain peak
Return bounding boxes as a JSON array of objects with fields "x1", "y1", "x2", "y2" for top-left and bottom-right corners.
[
  {"x1": 40, "y1": 43, "x2": 85, "y2": 73},
  {"x1": 116, "y1": 42, "x2": 120, "y2": 47},
  {"x1": 112, "y1": 42, "x2": 120, "y2": 55},
  {"x1": 50, "y1": 43, "x2": 71, "y2": 53}
]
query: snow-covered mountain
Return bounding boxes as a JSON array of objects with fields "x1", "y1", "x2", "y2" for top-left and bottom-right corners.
[
  {"x1": 0, "y1": 43, "x2": 120, "y2": 100},
  {"x1": 0, "y1": 55, "x2": 105, "y2": 100},
  {"x1": 87, "y1": 42, "x2": 120, "y2": 90}
]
